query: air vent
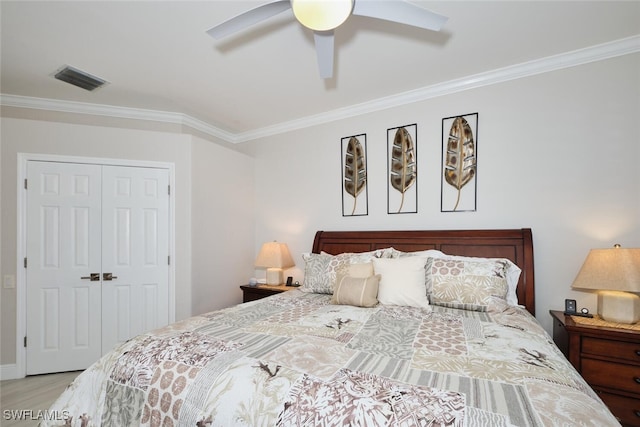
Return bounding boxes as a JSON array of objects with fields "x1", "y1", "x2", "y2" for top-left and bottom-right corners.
[{"x1": 53, "y1": 65, "x2": 108, "y2": 91}]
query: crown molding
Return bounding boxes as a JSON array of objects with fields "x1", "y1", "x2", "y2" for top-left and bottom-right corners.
[
  {"x1": 235, "y1": 35, "x2": 640, "y2": 142},
  {"x1": 0, "y1": 95, "x2": 238, "y2": 142},
  {"x1": 2, "y1": 35, "x2": 638, "y2": 144}
]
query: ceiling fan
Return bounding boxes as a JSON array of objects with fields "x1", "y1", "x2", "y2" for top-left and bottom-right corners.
[{"x1": 206, "y1": 0, "x2": 448, "y2": 79}]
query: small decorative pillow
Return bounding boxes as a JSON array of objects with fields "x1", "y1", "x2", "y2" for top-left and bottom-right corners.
[
  {"x1": 348, "y1": 262, "x2": 374, "y2": 278},
  {"x1": 372, "y1": 257, "x2": 430, "y2": 309},
  {"x1": 430, "y1": 258, "x2": 509, "y2": 311},
  {"x1": 331, "y1": 273, "x2": 381, "y2": 307},
  {"x1": 301, "y1": 250, "x2": 391, "y2": 294}
]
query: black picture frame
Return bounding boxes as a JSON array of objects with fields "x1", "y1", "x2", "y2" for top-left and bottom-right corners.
[
  {"x1": 441, "y1": 113, "x2": 478, "y2": 212},
  {"x1": 387, "y1": 124, "x2": 418, "y2": 214},
  {"x1": 341, "y1": 133, "x2": 368, "y2": 216}
]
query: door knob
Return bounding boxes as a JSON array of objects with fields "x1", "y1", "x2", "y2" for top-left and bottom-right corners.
[
  {"x1": 81, "y1": 273, "x2": 100, "y2": 281},
  {"x1": 103, "y1": 273, "x2": 118, "y2": 281}
]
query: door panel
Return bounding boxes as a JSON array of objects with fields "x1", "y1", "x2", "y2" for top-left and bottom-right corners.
[
  {"x1": 26, "y1": 161, "x2": 171, "y2": 374},
  {"x1": 101, "y1": 166, "x2": 169, "y2": 351},
  {"x1": 26, "y1": 162, "x2": 102, "y2": 375}
]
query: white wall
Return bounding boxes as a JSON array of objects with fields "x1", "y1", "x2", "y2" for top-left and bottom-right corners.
[
  {"x1": 1, "y1": 52, "x2": 637, "y2": 372},
  {"x1": 190, "y1": 135, "x2": 255, "y2": 314},
  {"x1": 244, "y1": 53, "x2": 640, "y2": 334},
  {"x1": 0, "y1": 118, "x2": 255, "y2": 371}
]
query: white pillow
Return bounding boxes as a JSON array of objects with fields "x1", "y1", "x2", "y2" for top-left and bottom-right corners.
[{"x1": 372, "y1": 257, "x2": 430, "y2": 309}]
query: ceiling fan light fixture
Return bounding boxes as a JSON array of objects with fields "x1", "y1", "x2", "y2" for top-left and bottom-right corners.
[{"x1": 292, "y1": 0, "x2": 354, "y2": 31}]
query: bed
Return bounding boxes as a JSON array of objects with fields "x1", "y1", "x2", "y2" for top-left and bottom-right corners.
[{"x1": 45, "y1": 228, "x2": 619, "y2": 426}]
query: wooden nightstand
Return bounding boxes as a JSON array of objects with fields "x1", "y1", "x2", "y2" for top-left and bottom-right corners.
[
  {"x1": 550, "y1": 310, "x2": 640, "y2": 426},
  {"x1": 240, "y1": 284, "x2": 293, "y2": 303}
]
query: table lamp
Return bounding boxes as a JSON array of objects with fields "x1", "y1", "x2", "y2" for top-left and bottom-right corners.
[
  {"x1": 255, "y1": 241, "x2": 295, "y2": 285},
  {"x1": 571, "y1": 246, "x2": 640, "y2": 324}
]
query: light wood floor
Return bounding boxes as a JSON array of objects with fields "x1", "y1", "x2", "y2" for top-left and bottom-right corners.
[{"x1": 0, "y1": 371, "x2": 81, "y2": 427}]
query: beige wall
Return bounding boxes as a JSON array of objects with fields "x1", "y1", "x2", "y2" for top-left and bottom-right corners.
[
  {"x1": 244, "y1": 53, "x2": 640, "y2": 335},
  {"x1": 0, "y1": 117, "x2": 254, "y2": 371}
]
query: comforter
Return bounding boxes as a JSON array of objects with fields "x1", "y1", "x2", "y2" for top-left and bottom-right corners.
[{"x1": 45, "y1": 290, "x2": 618, "y2": 426}]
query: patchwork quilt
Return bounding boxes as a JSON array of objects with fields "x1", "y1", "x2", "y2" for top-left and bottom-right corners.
[{"x1": 45, "y1": 290, "x2": 618, "y2": 426}]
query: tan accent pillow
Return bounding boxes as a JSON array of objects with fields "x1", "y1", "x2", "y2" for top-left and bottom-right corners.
[
  {"x1": 348, "y1": 262, "x2": 374, "y2": 278},
  {"x1": 331, "y1": 273, "x2": 381, "y2": 307}
]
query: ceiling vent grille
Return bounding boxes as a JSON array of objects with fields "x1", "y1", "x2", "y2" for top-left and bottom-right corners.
[{"x1": 54, "y1": 65, "x2": 108, "y2": 91}]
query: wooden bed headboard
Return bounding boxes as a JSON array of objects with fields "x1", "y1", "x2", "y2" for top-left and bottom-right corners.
[{"x1": 312, "y1": 228, "x2": 535, "y2": 316}]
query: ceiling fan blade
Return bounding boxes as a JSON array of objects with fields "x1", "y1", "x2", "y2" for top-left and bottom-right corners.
[
  {"x1": 206, "y1": 0, "x2": 292, "y2": 39},
  {"x1": 314, "y1": 31, "x2": 335, "y2": 79},
  {"x1": 352, "y1": 0, "x2": 448, "y2": 32}
]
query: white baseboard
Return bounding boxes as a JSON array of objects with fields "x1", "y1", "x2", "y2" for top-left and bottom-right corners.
[{"x1": 0, "y1": 363, "x2": 21, "y2": 380}]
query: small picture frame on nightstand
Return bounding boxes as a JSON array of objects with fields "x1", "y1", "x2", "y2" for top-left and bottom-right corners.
[{"x1": 564, "y1": 298, "x2": 576, "y2": 315}]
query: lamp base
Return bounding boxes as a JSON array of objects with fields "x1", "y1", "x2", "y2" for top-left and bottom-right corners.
[
  {"x1": 265, "y1": 268, "x2": 284, "y2": 285},
  {"x1": 597, "y1": 290, "x2": 640, "y2": 324}
]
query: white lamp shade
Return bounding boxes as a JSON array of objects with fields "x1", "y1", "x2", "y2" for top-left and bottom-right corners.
[
  {"x1": 572, "y1": 247, "x2": 640, "y2": 324},
  {"x1": 255, "y1": 241, "x2": 295, "y2": 285},
  {"x1": 255, "y1": 242, "x2": 295, "y2": 269},
  {"x1": 571, "y1": 248, "x2": 640, "y2": 293}
]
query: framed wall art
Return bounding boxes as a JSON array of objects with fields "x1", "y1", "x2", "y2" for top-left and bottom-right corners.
[
  {"x1": 441, "y1": 113, "x2": 478, "y2": 212},
  {"x1": 387, "y1": 124, "x2": 417, "y2": 214},
  {"x1": 341, "y1": 134, "x2": 368, "y2": 216}
]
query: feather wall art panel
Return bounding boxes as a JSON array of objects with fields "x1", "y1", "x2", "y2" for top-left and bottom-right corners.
[
  {"x1": 387, "y1": 124, "x2": 418, "y2": 214},
  {"x1": 441, "y1": 113, "x2": 478, "y2": 212},
  {"x1": 341, "y1": 134, "x2": 368, "y2": 216}
]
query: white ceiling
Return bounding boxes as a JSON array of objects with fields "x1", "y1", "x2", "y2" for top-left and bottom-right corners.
[{"x1": 1, "y1": 1, "x2": 639, "y2": 143}]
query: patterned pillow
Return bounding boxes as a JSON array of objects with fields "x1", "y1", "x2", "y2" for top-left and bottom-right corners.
[
  {"x1": 301, "y1": 249, "x2": 391, "y2": 294},
  {"x1": 437, "y1": 255, "x2": 521, "y2": 306},
  {"x1": 390, "y1": 248, "x2": 445, "y2": 259},
  {"x1": 301, "y1": 252, "x2": 334, "y2": 294},
  {"x1": 430, "y1": 258, "x2": 509, "y2": 311},
  {"x1": 331, "y1": 273, "x2": 380, "y2": 307}
]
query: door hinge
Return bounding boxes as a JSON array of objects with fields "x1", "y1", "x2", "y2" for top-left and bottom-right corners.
[
  {"x1": 24, "y1": 336, "x2": 27, "y2": 347},
  {"x1": 168, "y1": 185, "x2": 171, "y2": 196},
  {"x1": 24, "y1": 179, "x2": 28, "y2": 190},
  {"x1": 168, "y1": 255, "x2": 171, "y2": 266},
  {"x1": 24, "y1": 257, "x2": 27, "y2": 268}
]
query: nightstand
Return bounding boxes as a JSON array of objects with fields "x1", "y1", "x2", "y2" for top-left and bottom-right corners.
[
  {"x1": 240, "y1": 284, "x2": 293, "y2": 303},
  {"x1": 550, "y1": 310, "x2": 640, "y2": 426}
]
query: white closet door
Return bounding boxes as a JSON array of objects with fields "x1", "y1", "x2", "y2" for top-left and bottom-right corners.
[
  {"x1": 100, "y1": 166, "x2": 170, "y2": 351},
  {"x1": 26, "y1": 161, "x2": 103, "y2": 375}
]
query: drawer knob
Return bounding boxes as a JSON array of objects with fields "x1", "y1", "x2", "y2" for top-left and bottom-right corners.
[
  {"x1": 635, "y1": 410, "x2": 640, "y2": 418},
  {"x1": 635, "y1": 377, "x2": 640, "y2": 385},
  {"x1": 636, "y1": 350, "x2": 640, "y2": 357}
]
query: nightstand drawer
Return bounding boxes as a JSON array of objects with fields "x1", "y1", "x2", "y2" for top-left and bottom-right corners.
[
  {"x1": 596, "y1": 390, "x2": 640, "y2": 427},
  {"x1": 550, "y1": 310, "x2": 640, "y2": 425},
  {"x1": 583, "y1": 336, "x2": 640, "y2": 363},
  {"x1": 582, "y1": 358, "x2": 640, "y2": 395}
]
